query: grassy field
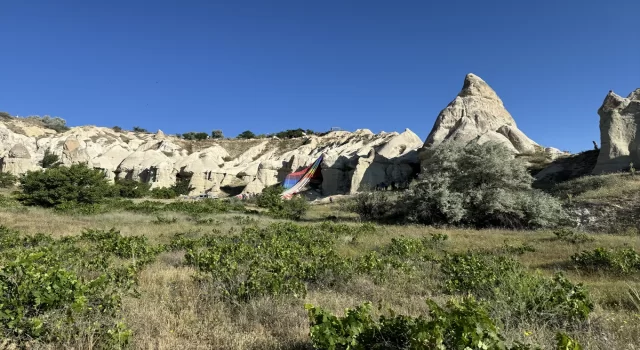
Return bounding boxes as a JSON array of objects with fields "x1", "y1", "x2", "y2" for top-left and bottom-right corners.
[{"x1": 1, "y1": 199, "x2": 640, "y2": 350}]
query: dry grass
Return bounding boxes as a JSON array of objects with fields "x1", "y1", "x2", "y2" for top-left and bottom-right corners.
[{"x1": 2, "y1": 204, "x2": 640, "y2": 349}]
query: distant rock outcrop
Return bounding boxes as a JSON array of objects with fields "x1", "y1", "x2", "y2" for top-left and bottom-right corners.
[
  {"x1": 0, "y1": 116, "x2": 424, "y2": 197},
  {"x1": 592, "y1": 89, "x2": 640, "y2": 174},
  {"x1": 424, "y1": 73, "x2": 538, "y2": 154}
]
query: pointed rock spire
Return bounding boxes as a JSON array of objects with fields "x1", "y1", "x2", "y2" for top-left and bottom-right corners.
[{"x1": 424, "y1": 73, "x2": 537, "y2": 154}]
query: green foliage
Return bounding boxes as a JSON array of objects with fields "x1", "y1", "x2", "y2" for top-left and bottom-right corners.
[
  {"x1": 132, "y1": 126, "x2": 148, "y2": 133},
  {"x1": 237, "y1": 130, "x2": 256, "y2": 139},
  {"x1": 19, "y1": 163, "x2": 113, "y2": 207},
  {"x1": 181, "y1": 131, "x2": 209, "y2": 140},
  {"x1": 349, "y1": 192, "x2": 401, "y2": 223},
  {"x1": 0, "y1": 172, "x2": 18, "y2": 188},
  {"x1": 23, "y1": 115, "x2": 69, "y2": 132},
  {"x1": 39, "y1": 149, "x2": 61, "y2": 168},
  {"x1": 0, "y1": 227, "x2": 161, "y2": 346},
  {"x1": 112, "y1": 126, "x2": 123, "y2": 132},
  {"x1": 211, "y1": 129, "x2": 224, "y2": 139},
  {"x1": 257, "y1": 185, "x2": 309, "y2": 220},
  {"x1": 274, "y1": 128, "x2": 317, "y2": 139},
  {"x1": 556, "y1": 333, "x2": 583, "y2": 350},
  {"x1": 179, "y1": 222, "x2": 377, "y2": 302},
  {"x1": 353, "y1": 142, "x2": 566, "y2": 229},
  {"x1": 550, "y1": 174, "x2": 621, "y2": 199},
  {"x1": 171, "y1": 176, "x2": 193, "y2": 196},
  {"x1": 150, "y1": 186, "x2": 177, "y2": 199},
  {"x1": 114, "y1": 178, "x2": 151, "y2": 198},
  {"x1": 553, "y1": 228, "x2": 594, "y2": 244},
  {"x1": 572, "y1": 247, "x2": 640, "y2": 274},
  {"x1": 306, "y1": 297, "x2": 540, "y2": 350},
  {"x1": 153, "y1": 215, "x2": 178, "y2": 224},
  {"x1": 440, "y1": 253, "x2": 593, "y2": 325}
]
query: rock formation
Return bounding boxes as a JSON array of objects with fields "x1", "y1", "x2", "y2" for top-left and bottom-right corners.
[
  {"x1": 0, "y1": 116, "x2": 424, "y2": 196},
  {"x1": 592, "y1": 89, "x2": 640, "y2": 174},
  {"x1": 423, "y1": 73, "x2": 538, "y2": 154}
]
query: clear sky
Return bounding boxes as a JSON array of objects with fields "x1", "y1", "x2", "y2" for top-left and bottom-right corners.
[{"x1": 1, "y1": 0, "x2": 638, "y2": 153}]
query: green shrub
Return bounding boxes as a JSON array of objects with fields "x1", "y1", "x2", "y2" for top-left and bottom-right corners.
[
  {"x1": 440, "y1": 253, "x2": 593, "y2": 325},
  {"x1": 551, "y1": 175, "x2": 621, "y2": 199},
  {"x1": 150, "y1": 187, "x2": 177, "y2": 199},
  {"x1": 112, "y1": 126, "x2": 123, "y2": 132},
  {"x1": 306, "y1": 297, "x2": 541, "y2": 350},
  {"x1": 353, "y1": 142, "x2": 566, "y2": 229},
  {"x1": 553, "y1": 228, "x2": 594, "y2": 244},
  {"x1": 257, "y1": 185, "x2": 309, "y2": 220},
  {"x1": 19, "y1": 164, "x2": 113, "y2": 207},
  {"x1": 0, "y1": 227, "x2": 163, "y2": 347},
  {"x1": 349, "y1": 191, "x2": 401, "y2": 223},
  {"x1": 211, "y1": 130, "x2": 224, "y2": 139},
  {"x1": 39, "y1": 149, "x2": 61, "y2": 168},
  {"x1": 171, "y1": 176, "x2": 193, "y2": 196},
  {"x1": 572, "y1": 247, "x2": 640, "y2": 274},
  {"x1": 132, "y1": 126, "x2": 148, "y2": 133},
  {"x1": 114, "y1": 178, "x2": 151, "y2": 198},
  {"x1": 237, "y1": 130, "x2": 256, "y2": 139},
  {"x1": 23, "y1": 115, "x2": 69, "y2": 133},
  {"x1": 184, "y1": 223, "x2": 352, "y2": 301},
  {"x1": 0, "y1": 172, "x2": 18, "y2": 188}
]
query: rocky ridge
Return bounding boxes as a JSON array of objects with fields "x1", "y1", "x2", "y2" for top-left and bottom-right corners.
[{"x1": 0, "y1": 118, "x2": 423, "y2": 196}]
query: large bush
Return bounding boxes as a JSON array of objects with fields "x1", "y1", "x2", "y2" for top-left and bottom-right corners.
[
  {"x1": 353, "y1": 142, "x2": 566, "y2": 229},
  {"x1": 114, "y1": 179, "x2": 151, "y2": 198},
  {"x1": 257, "y1": 185, "x2": 309, "y2": 220},
  {"x1": 19, "y1": 164, "x2": 113, "y2": 207}
]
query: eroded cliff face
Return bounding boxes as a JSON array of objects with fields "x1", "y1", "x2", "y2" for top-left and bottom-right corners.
[
  {"x1": 593, "y1": 89, "x2": 640, "y2": 174},
  {"x1": 0, "y1": 118, "x2": 424, "y2": 196},
  {"x1": 424, "y1": 73, "x2": 538, "y2": 154}
]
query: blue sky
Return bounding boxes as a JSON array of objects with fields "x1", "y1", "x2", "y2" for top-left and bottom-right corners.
[{"x1": 1, "y1": 0, "x2": 638, "y2": 153}]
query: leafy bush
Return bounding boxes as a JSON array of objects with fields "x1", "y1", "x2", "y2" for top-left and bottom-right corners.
[
  {"x1": 183, "y1": 223, "x2": 354, "y2": 301},
  {"x1": 257, "y1": 185, "x2": 309, "y2": 220},
  {"x1": 0, "y1": 172, "x2": 18, "y2": 188},
  {"x1": 0, "y1": 227, "x2": 162, "y2": 346},
  {"x1": 349, "y1": 191, "x2": 401, "y2": 223},
  {"x1": 150, "y1": 187, "x2": 177, "y2": 199},
  {"x1": 181, "y1": 131, "x2": 209, "y2": 140},
  {"x1": 39, "y1": 149, "x2": 61, "y2": 168},
  {"x1": 132, "y1": 126, "x2": 148, "y2": 133},
  {"x1": 237, "y1": 130, "x2": 256, "y2": 139},
  {"x1": 23, "y1": 115, "x2": 70, "y2": 132},
  {"x1": 553, "y1": 228, "x2": 594, "y2": 244},
  {"x1": 19, "y1": 164, "x2": 113, "y2": 207},
  {"x1": 440, "y1": 253, "x2": 593, "y2": 325},
  {"x1": 306, "y1": 297, "x2": 543, "y2": 350},
  {"x1": 112, "y1": 126, "x2": 123, "y2": 132},
  {"x1": 114, "y1": 178, "x2": 151, "y2": 198},
  {"x1": 274, "y1": 128, "x2": 317, "y2": 139},
  {"x1": 211, "y1": 129, "x2": 224, "y2": 139},
  {"x1": 171, "y1": 176, "x2": 193, "y2": 196},
  {"x1": 572, "y1": 247, "x2": 640, "y2": 274},
  {"x1": 353, "y1": 142, "x2": 567, "y2": 229}
]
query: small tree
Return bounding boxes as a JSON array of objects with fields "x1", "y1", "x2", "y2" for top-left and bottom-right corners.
[
  {"x1": 211, "y1": 130, "x2": 224, "y2": 139},
  {"x1": 19, "y1": 163, "x2": 113, "y2": 207},
  {"x1": 194, "y1": 132, "x2": 208, "y2": 140},
  {"x1": 171, "y1": 176, "x2": 194, "y2": 196},
  {"x1": 132, "y1": 126, "x2": 148, "y2": 133},
  {"x1": 237, "y1": 130, "x2": 256, "y2": 139},
  {"x1": 0, "y1": 172, "x2": 18, "y2": 188},
  {"x1": 39, "y1": 150, "x2": 61, "y2": 168},
  {"x1": 112, "y1": 126, "x2": 123, "y2": 132}
]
